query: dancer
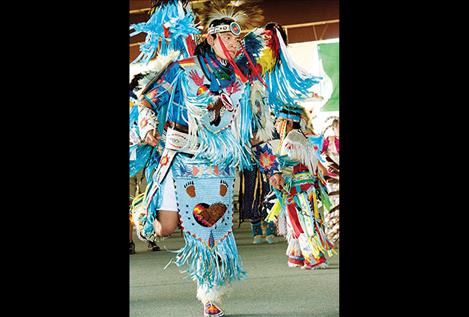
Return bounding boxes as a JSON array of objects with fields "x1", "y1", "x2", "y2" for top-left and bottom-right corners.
[
  {"x1": 322, "y1": 117, "x2": 340, "y2": 245},
  {"x1": 129, "y1": 1, "x2": 321, "y2": 315},
  {"x1": 239, "y1": 166, "x2": 277, "y2": 244},
  {"x1": 266, "y1": 105, "x2": 335, "y2": 270}
]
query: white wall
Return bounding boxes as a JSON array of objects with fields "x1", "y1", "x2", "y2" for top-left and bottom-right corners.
[{"x1": 288, "y1": 39, "x2": 339, "y2": 134}]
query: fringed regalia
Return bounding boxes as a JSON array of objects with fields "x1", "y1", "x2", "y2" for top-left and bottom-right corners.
[
  {"x1": 128, "y1": 0, "x2": 323, "y2": 308},
  {"x1": 322, "y1": 126, "x2": 340, "y2": 245},
  {"x1": 266, "y1": 113, "x2": 336, "y2": 269}
]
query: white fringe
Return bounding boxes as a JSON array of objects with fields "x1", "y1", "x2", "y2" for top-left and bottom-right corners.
[
  {"x1": 250, "y1": 81, "x2": 274, "y2": 143},
  {"x1": 196, "y1": 284, "x2": 230, "y2": 305},
  {"x1": 277, "y1": 211, "x2": 287, "y2": 236},
  {"x1": 281, "y1": 130, "x2": 319, "y2": 174},
  {"x1": 276, "y1": 29, "x2": 313, "y2": 81},
  {"x1": 130, "y1": 50, "x2": 181, "y2": 97},
  {"x1": 180, "y1": 77, "x2": 211, "y2": 152},
  {"x1": 230, "y1": 94, "x2": 243, "y2": 141},
  {"x1": 312, "y1": 262, "x2": 329, "y2": 270}
]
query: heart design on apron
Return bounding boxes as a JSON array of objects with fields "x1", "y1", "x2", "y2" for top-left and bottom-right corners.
[{"x1": 193, "y1": 202, "x2": 227, "y2": 227}]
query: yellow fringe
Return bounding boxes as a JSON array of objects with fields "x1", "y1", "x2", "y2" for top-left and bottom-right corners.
[
  {"x1": 131, "y1": 192, "x2": 145, "y2": 209},
  {"x1": 266, "y1": 200, "x2": 282, "y2": 222},
  {"x1": 276, "y1": 120, "x2": 288, "y2": 154},
  {"x1": 130, "y1": 192, "x2": 146, "y2": 225},
  {"x1": 309, "y1": 189, "x2": 320, "y2": 220}
]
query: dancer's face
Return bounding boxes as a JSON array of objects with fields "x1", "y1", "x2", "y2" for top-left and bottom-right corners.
[
  {"x1": 275, "y1": 119, "x2": 293, "y2": 135},
  {"x1": 333, "y1": 123, "x2": 339, "y2": 137},
  {"x1": 207, "y1": 32, "x2": 240, "y2": 60}
]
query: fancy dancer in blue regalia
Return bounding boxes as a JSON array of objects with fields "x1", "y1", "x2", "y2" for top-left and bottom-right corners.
[{"x1": 129, "y1": 1, "x2": 322, "y2": 315}]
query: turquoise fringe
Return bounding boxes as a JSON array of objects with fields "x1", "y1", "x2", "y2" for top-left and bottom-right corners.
[
  {"x1": 181, "y1": 77, "x2": 254, "y2": 171},
  {"x1": 239, "y1": 83, "x2": 254, "y2": 149},
  {"x1": 173, "y1": 232, "x2": 247, "y2": 288},
  {"x1": 265, "y1": 42, "x2": 322, "y2": 116},
  {"x1": 129, "y1": 144, "x2": 153, "y2": 177}
]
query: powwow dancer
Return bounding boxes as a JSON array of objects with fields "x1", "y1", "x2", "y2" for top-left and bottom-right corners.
[
  {"x1": 321, "y1": 116, "x2": 340, "y2": 245},
  {"x1": 129, "y1": 1, "x2": 322, "y2": 315},
  {"x1": 266, "y1": 104, "x2": 336, "y2": 270},
  {"x1": 238, "y1": 165, "x2": 277, "y2": 244}
]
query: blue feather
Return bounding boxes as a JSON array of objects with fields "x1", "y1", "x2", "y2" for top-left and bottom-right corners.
[
  {"x1": 236, "y1": 31, "x2": 264, "y2": 75},
  {"x1": 130, "y1": 0, "x2": 200, "y2": 63}
]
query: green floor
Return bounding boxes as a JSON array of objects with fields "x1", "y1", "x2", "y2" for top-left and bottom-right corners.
[{"x1": 130, "y1": 222, "x2": 339, "y2": 317}]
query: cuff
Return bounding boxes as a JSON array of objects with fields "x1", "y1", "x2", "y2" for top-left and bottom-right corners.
[{"x1": 138, "y1": 106, "x2": 159, "y2": 141}]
